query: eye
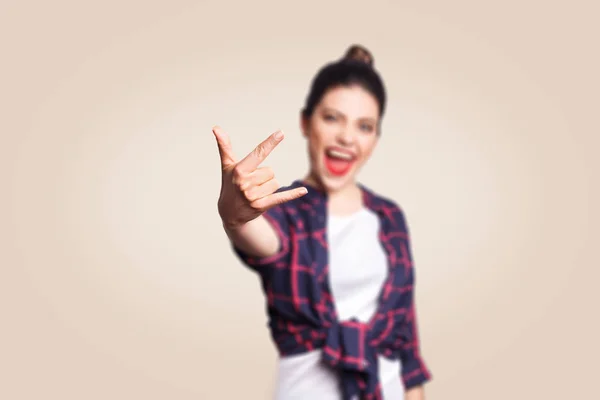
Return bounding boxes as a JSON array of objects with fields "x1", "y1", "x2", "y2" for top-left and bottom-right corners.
[
  {"x1": 323, "y1": 114, "x2": 337, "y2": 122},
  {"x1": 360, "y1": 123, "x2": 375, "y2": 133}
]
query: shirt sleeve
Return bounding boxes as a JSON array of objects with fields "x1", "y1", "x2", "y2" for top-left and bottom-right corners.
[
  {"x1": 231, "y1": 204, "x2": 291, "y2": 271},
  {"x1": 395, "y1": 208, "x2": 433, "y2": 390}
]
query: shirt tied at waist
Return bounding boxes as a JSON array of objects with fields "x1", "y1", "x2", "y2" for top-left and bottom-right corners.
[{"x1": 321, "y1": 319, "x2": 383, "y2": 400}]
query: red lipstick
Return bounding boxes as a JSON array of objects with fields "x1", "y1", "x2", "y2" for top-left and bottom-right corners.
[{"x1": 323, "y1": 147, "x2": 356, "y2": 177}]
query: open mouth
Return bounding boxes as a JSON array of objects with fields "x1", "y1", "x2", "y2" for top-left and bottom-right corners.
[{"x1": 324, "y1": 147, "x2": 356, "y2": 177}]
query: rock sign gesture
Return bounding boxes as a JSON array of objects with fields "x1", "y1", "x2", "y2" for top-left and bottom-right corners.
[{"x1": 213, "y1": 126, "x2": 308, "y2": 231}]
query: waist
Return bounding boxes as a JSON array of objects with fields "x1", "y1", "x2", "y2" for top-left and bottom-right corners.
[
  {"x1": 269, "y1": 318, "x2": 402, "y2": 359},
  {"x1": 276, "y1": 350, "x2": 403, "y2": 400},
  {"x1": 279, "y1": 349, "x2": 401, "y2": 378},
  {"x1": 270, "y1": 318, "x2": 405, "y2": 400}
]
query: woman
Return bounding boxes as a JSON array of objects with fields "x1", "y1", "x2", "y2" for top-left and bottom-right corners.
[{"x1": 213, "y1": 45, "x2": 432, "y2": 400}]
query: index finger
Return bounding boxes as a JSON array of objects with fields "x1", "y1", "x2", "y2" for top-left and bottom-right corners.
[{"x1": 237, "y1": 130, "x2": 284, "y2": 173}]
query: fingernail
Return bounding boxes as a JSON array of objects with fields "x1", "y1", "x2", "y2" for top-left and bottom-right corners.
[{"x1": 274, "y1": 131, "x2": 284, "y2": 140}]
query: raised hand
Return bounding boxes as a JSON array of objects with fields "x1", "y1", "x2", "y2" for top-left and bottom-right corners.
[{"x1": 213, "y1": 126, "x2": 307, "y2": 230}]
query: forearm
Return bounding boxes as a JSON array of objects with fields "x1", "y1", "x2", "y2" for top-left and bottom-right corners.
[
  {"x1": 405, "y1": 385, "x2": 424, "y2": 400},
  {"x1": 223, "y1": 215, "x2": 280, "y2": 258}
]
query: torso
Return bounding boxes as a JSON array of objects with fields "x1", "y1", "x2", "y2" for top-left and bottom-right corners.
[
  {"x1": 232, "y1": 179, "x2": 430, "y2": 398},
  {"x1": 273, "y1": 206, "x2": 404, "y2": 400}
]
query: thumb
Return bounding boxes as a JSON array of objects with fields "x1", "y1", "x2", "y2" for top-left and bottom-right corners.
[{"x1": 212, "y1": 126, "x2": 236, "y2": 168}]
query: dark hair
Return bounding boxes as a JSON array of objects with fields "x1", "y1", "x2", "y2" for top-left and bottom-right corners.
[{"x1": 301, "y1": 44, "x2": 387, "y2": 122}]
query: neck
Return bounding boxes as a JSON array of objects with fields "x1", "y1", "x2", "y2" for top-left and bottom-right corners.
[{"x1": 302, "y1": 172, "x2": 363, "y2": 216}]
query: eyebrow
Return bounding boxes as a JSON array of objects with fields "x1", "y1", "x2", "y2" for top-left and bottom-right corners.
[{"x1": 321, "y1": 107, "x2": 377, "y2": 124}]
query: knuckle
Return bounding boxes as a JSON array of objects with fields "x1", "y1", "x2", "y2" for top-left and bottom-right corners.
[
  {"x1": 255, "y1": 144, "x2": 267, "y2": 159},
  {"x1": 249, "y1": 200, "x2": 263, "y2": 211},
  {"x1": 271, "y1": 194, "x2": 284, "y2": 205},
  {"x1": 232, "y1": 166, "x2": 244, "y2": 180},
  {"x1": 236, "y1": 179, "x2": 248, "y2": 191},
  {"x1": 243, "y1": 189, "x2": 255, "y2": 202},
  {"x1": 286, "y1": 192, "x2": 298, "y2": 202}
]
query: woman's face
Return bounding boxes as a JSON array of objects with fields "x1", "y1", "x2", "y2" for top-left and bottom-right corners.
[{"x1": 302, "y1": 85, "x2": 381, "y2": 193}]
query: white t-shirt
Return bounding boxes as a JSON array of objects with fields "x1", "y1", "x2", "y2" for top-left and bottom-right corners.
[{"x1": 273, "y1": 207, "x2": 404, "y2": 400}]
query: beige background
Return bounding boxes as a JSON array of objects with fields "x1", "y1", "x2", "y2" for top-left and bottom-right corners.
[{"x1": 1, "y1": 1, "x2": 598, "y2": 399}]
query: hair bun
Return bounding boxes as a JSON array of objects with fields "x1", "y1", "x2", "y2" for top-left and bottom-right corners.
[{"x1": 343, "y1": 44, "x2": 374, "y2": 67}]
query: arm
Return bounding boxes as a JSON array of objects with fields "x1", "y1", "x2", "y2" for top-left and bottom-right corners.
[
  {"x1": 399, "y1": 292, "x2": 431, "y2": 391},
  {"x1": 395, "y1": 208, "x2": 432, "y2": 392},
  {"x1": 223, "y1": 215, "x2": 280, "y2": 258},
  {"x1": 405, "y1": 386, "x2": 425, "y2": 400}
]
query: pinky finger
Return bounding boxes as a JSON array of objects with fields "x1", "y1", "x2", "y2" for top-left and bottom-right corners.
[{"x1": 252, "y1": 187, "x2": 308, "y2": 211}]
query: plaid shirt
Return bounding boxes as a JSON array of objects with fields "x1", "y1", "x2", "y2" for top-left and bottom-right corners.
[{"x1": 233, "y1": 180, "x2": 431, "y2": 399}]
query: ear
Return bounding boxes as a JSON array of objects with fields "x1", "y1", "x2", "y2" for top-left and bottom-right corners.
[{"x1": 300, "y1": 111, "x2": 309, "y2": 138}]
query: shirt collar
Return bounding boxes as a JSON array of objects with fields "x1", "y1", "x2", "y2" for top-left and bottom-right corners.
[{"x1": 290, "y1": 179, "x2": 376, "y2": 207}]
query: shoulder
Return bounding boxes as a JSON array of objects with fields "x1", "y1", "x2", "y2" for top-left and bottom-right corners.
[
  {"x1": 360, "y1": 183, "x2": 404, "y2": 212},
  {"x1": 360, "y1": 183, "x2": 410, "y2": 227}
]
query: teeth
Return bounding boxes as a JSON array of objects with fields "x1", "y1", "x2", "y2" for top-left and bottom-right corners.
[{"x1": 327, "y1": 149, "x2": 354, "y2": 160}]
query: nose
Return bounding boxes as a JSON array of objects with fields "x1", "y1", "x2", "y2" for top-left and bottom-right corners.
[{"x1": 336, "y1": 128, "x2": 356, "y2": 146}]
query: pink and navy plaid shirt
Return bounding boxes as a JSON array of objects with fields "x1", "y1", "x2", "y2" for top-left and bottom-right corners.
[{"x1": 233, "y1": 180, "x2": 431, "y2": 399}]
